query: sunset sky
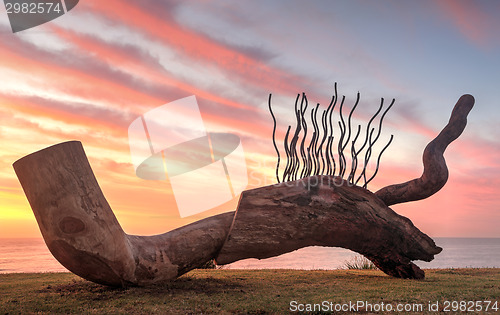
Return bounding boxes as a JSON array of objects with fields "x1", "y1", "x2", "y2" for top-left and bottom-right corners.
[{"x1": 0, "y1": 0, "x2": 499, "y2": 239}]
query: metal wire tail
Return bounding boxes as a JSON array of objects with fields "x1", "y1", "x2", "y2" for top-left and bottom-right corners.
[{"x1": 268, "y1": 83, "x2": 395, "y2": 188}]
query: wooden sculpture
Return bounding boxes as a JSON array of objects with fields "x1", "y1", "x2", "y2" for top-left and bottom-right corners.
[{"x1": 13, "y1": 93, "x2": 474, "y2": 286}]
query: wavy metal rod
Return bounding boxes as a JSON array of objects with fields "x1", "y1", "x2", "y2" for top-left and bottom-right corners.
[
  {"x1": 268, "y1": 94, "x2": 280, "y2": 183},
  {"x1": 340, "y1": 92, "x2": 360, "y2": 177},
  {"x1": 318, "y1": 110, "x2": 328, "y2": 175},
  {"x1": 282, "y1": 126, "x2": 292, "y2": 182},
  {"x1": 337, "y1": 95, "x2": 347, "y2": 177},
  {"x1": 326, "y1": 83, "x2": 338, "y2": 175},
  {"x1": 365, "y1": 135, "x2": 394, "y2": 188},
  {"x1": 348, "y1": 125, "x2": 362, "y2": 184},
  {"x1": 354, "y1": 98, "x2": 384, "y2": 158},
  {"x1": 289, "y1": 94, "x2": 302, "y2": 181},
  {"x1": 355, "y1": 128, "x2": 375, "y2": 186},
  {"x1": 306, "y1": 142, "x2": 313, "y2": 177},
  {"x1": 309, "y1": 104, "x2": 319, "y2": 175},
  {"x1": 370, "y1": 98, "x2": 395, "y2": 145},
  {"x1": 358, "y1": 98, "x2": 394, "y2": 186},
  {"x1": 322, "y1": 95, "x2": 335, "y2": 175},
  {"x1": 299, "y1": 94, "x2": 309, "y2": 179}
]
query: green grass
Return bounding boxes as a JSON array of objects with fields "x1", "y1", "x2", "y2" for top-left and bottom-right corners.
[{"x1": 1, "y1": 269, "x2": 499, "y2": 314}]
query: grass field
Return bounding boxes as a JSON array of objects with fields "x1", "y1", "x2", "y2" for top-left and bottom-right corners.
[{"x1": 1, "y1": 269, "x2": 499, "y2": 314}]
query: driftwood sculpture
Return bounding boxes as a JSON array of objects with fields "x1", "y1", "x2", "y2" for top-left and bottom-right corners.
[{"x1": 13, "y1": 93, "x2": 474, "y2": 287}]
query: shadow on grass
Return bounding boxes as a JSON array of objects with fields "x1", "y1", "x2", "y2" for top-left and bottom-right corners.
[{"x1": 37, "y1": 274, "x2": 245, "y2": 297}]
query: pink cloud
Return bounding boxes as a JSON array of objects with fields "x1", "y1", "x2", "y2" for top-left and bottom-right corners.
[
  {"x1": 49, "y1": 25, "x2": 256, "y2": 111},
  {"x1": 78, "y1": 0, "x2": 308, "y2": 95},
  {"x1": 436, "y1": 0, "x2": 499, "y2": 48}
]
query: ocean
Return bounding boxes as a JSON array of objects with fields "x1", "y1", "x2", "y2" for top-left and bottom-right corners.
[{"x1": 1, "y1": 238, "x2": 499, "y2": 274}]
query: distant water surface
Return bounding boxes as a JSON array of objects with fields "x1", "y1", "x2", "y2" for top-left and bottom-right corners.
[
  {"x1": 1, "y1": 238, "x2": 499, "y2": 273},
  {"x1": 0, "y1": 238, "x2": 67, "y2": 273}
]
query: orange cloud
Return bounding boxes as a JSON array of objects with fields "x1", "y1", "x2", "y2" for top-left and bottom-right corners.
[{"x1": 0, "y1": 94, "x2": 122, "y2": 136}]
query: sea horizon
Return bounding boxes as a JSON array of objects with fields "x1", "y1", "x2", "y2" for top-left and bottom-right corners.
[{"x1": 1, "y1": 237, "x2": 500, "y2": 274}]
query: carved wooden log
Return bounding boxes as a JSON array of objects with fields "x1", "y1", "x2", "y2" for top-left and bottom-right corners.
[
  {"x1": 13, "y1": 140, "x2": 438, "y2": 284},
  {"x1": 13, "y1": 141, "x2": 233, "y2": 286},
  {"x1": 12, "y1": 94, "x2": 473, "y2": 286},
  {"x1": 216, "y1": 176, "x2": 441, "y2": 279}
]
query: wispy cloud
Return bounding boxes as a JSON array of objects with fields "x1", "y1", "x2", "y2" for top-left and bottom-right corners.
[{"x1": 436, "y1": 0, "x2": 500, "y2": 48}]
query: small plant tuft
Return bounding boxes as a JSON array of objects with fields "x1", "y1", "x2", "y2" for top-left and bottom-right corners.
[{"x1": 343, "y1": 255, "x2": 378, "y2": 270}]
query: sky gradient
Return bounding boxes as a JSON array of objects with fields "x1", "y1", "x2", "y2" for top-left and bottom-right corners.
[{"x1": 0, "y1": 0, "x2": 499, "y2": 238}]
